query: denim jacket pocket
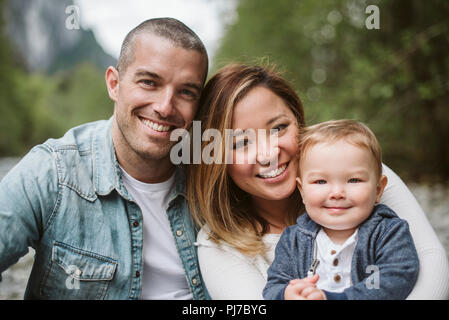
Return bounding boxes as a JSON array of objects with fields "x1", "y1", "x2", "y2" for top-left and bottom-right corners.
[{"x1": 40, "y1": 241, "x2": 117, "y2": 299}]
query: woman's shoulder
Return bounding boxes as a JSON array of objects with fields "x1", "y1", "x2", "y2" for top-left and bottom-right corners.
[{"x1": 196, "y1": 224, "x2": 236, "y2": 251}]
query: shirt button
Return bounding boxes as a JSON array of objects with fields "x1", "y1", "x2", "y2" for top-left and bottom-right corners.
[
  {"x1": 133, "y1": 221, "x2": 139, "y2": 228},
  {"x1": 192, "y1": 278, "x2": 197, "y2": 285},
  {"x1": 330, "y1": 250, "x2": 337, "y2": 255},
  {"x1": 333, "y1": 259, "x2": 339, "y2": 266},
  {"x1": 176, "y1": 230, "x2": 183, "y2": 237},
  {"x1": 135, "y1": 271, "x2": 140, "y2": 278},
  {"x1": 75, "y1": 269, "x2": 82, "y2": 276},
  {"x1": 334, "y1": 274, "x2": 341, "y2": 283}
]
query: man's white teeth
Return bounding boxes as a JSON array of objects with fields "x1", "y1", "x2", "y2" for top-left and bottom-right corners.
[
  {"x1": 259, "y1": 164, "x2": 287, "y2": 179},
  {"x1": 142, "y1": 119, "x2": 171, "y2": 132}
]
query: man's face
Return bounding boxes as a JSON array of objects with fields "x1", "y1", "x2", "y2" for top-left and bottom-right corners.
[{"x1": 110, "y1": 33, "x2": 207, "y2": 162}]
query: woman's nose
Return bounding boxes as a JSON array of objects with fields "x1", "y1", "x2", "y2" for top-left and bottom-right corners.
[{"x1": 256, "y1": 137, "x2": 280, "y2": 167}]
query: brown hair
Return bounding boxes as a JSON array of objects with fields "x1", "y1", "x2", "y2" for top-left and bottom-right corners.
[
  {"x1": 187, "y1": 64, "x2": 305, "y2": 256},
  {"x1": 116, "y1": 17, "x2": 208, "y2": 79},
  {"x1": 298, "y1": 119, "x2": 383, "y2": 178}
]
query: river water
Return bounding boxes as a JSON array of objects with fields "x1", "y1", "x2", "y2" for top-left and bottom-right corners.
[{"x1": 0, "y1": 157, "x2": 448, "y2": 299}]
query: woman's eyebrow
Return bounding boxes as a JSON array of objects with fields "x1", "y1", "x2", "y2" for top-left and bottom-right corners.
[{"x1": 266, "y1": 114, "x2": 289, "y2": 125}]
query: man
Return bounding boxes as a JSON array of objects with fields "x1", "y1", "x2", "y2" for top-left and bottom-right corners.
[{"x1": 0, "y1": 18, "x2": 209, "y2": 299}]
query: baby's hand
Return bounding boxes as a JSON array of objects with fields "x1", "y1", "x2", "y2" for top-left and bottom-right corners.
[{"x1": 284, "y1": 274, "x2": 326, "y2": 300}]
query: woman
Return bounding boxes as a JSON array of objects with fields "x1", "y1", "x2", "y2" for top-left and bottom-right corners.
[{"x1": 187, "y1": 64, "x2": 449, "y2": 299}]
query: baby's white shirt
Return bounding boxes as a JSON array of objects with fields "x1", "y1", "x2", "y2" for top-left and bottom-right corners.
[{"x1": 315, "y1": 228, "x2": 358, "y2": 293}]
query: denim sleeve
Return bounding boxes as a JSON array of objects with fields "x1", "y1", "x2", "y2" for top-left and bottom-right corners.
[
  {"x1": 339, "y1": 219, "x2": 419, "y2": 300},
  {"x1": 0, "y1": 145, "x2": 59, "y2": 278},
  {"x1": 263, "y1": 227, "x2": 299, "y2": 300}
]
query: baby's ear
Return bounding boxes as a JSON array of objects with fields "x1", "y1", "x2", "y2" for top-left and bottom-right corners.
[
  {"x1": 375, "y1": 175, "x2": 388, "y2": 203},
  {"x1": 296, "y1": 177, "x2": 306, "y2": 204},
  {"x1": 296, "y1": 177, "x2": 303, "y2": 192}
]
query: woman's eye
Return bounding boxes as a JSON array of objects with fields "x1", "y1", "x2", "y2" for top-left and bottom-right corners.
[
  {"x1": 271, "y1": 124, "x2": 288, "y2": 135},
  {"x1": 233, "y1": 139, "x2": 251, "y2": 150},
  {"x1": 315, "y1": 180, "x2": 327, "y2": 184},
  {"x1": 348, "y1": 178, "x2": 361, "y2": 183}
]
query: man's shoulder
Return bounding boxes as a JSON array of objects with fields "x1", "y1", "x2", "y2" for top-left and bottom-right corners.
[{"x1": 43, "y1": 119, "x2": 110, "y2": 152}]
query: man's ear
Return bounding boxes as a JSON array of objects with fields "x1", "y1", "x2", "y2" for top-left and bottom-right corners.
[
  {"x1": 105, "y1": 66, "x2": 120, "y2": 102},
  {"x1": 375, "y1": 175, "x2": 388, "y2": 203}
]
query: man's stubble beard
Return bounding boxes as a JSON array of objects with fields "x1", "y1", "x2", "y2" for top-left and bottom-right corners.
[{"x1": 115, "y1": 113, "x2": 176, "y2": 163}]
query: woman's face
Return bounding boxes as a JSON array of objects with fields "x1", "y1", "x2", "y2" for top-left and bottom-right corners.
[{"x1": 228, "y1": 86, "x2": 300, "y2": 202}]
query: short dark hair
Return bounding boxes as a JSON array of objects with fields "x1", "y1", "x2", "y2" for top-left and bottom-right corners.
[{"x1": 116, "y1": 17, "x2": 208, "y2": 78}]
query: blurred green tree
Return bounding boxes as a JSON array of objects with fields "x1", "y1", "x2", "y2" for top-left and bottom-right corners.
[
  {"x1": 214, "y1": 0, "x2": 449, "y2": 182},
  {"x1": 0, "y1": 0, "x2": 113, "y2": 156}
]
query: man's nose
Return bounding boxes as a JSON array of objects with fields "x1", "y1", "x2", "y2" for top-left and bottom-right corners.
[{"x1": 152, "y1": 87, "x2": 175, "y2": 118}]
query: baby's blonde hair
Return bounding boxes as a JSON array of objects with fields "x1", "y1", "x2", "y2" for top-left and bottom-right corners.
[{"x1": 298, "y1": 119, "x2": 382, "y2": 178}]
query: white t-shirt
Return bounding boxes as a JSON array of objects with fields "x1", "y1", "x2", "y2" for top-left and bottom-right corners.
[{"x1": 120, "y1": 167, "x2": 193, "y2": 300}]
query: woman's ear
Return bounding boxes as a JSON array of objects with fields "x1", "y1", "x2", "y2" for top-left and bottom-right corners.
[
  {"x1": 105, "y1": 66, "x2": 120, "y2": 102},
  {"x1": 375, "y1": 175, "x2": 388, "y2": 203}
]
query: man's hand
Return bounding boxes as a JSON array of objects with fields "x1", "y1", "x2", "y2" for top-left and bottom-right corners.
[{"x1": 284, "y1": 274, "x2": 326, "y2": 300}]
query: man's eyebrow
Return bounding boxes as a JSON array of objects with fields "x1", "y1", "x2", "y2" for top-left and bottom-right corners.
[
  {"x1": 133, "y1": 69, "x2": 162, "y2": 80},
  {"x1": 133, "y1": 69, "x2": 202, "y2": 92}
]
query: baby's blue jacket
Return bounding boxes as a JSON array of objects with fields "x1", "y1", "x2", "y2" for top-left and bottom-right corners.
[{"x1": 263, "y1": 204, "x2": 419, "y2": 300}]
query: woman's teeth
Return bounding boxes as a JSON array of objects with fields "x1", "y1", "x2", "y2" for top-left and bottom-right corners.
[
  {"x1": 258, "y1": 164, "x2": 287, "y2": 179},
  {"x1": 141, "y1": 118, "x2": 171, "y2": 132}
]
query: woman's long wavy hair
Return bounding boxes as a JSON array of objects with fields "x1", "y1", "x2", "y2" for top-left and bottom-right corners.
[{"x1": 187, "y1": 64, "x2": 305, "y2": 256}]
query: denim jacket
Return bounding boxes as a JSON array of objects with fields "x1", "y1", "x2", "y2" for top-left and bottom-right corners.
[
  {"x1": 0, "y1": 118, "x2": 210, "y2": 300},
  {"x1": 263, "y1": 204, "x2": 419, "y2": 300}
]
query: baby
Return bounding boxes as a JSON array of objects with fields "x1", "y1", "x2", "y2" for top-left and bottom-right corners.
[{"x1": 263, "y1": 119, "x2": 419, "y2": 300}]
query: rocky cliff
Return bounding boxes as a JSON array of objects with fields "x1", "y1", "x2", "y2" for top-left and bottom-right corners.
[{"x1": 3, "y1": 0, "x2": 116, "y2": 73}]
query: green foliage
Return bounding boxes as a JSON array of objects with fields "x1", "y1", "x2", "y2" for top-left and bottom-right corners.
[
  {"x1": 0, "y1": 63, "x2": 113, "y2": 156},
  {"x1": 0, "y1": 0, "x2": 113, "y2": 156},
  {"x1": 214, "y1": 0, "x2": 449, "y2": 182}
]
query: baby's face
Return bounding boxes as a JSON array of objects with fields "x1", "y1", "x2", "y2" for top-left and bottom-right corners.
[{"x1": 296, "y1": 140, "x2": 387, "y2": 232}]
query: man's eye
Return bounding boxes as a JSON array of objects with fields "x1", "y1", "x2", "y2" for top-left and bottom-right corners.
[
  {"x1": 140, "y1": 80, "x2": 156, "y2": 87},
  {"x1": 181, "y1": 89, "x2": 197, "y2": 99},
  {"x1": 315, "y1": 180, "x2": 327, "y2": 184},
  {"x1": 348, "y1": 178, "x2": 361, "y2": 183}
]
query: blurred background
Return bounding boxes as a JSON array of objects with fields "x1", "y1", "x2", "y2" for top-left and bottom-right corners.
[{"x1": 0, "y1": 0, "x2": 448, "y2": 299}]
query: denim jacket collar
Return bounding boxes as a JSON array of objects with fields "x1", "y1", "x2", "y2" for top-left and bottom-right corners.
[
  {"x1": 91, "y1": 117, "x2": 125, "y2": 198},
  {"x1": 92, "y1": 117, "x2": 187, "y2": 205}
]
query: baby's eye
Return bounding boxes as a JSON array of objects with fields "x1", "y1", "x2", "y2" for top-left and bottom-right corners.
[
  {"x1": 314, "y1": 179, "x2": 327, "y2": 184},
  {"x1": 348, "y1": 178, "x2": 362, "y2": 183}
]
